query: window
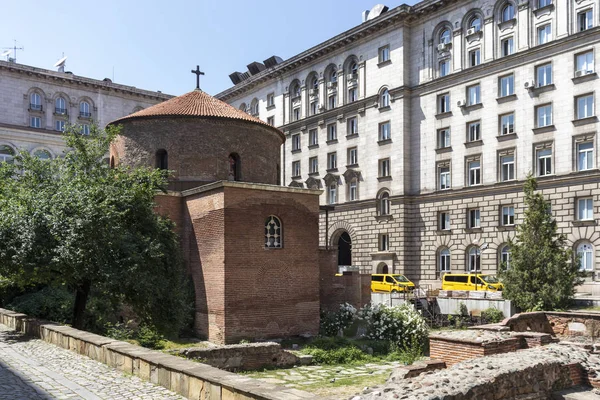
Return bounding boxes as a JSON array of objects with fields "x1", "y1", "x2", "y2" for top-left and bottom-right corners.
[
  {"x1": 293, "y1": 108, "x2": 300, "y2": 121},
  {"x1": 537, "y1": 148, "x2": 552, "y2": 176},
  {"x1": 292, "y1": 161, "x2": 301, "y2": 177},
  {"x1": 468, "y1": 247, "x2": 481, "y2": 271},
  {"x1": 576, "y1": 51, "x2": 594, "y2": 74},
  {"x1": 33, "y1": 149, "x2": 51, "y2": 160},
  {"x1": 311, "y1": 77, "x2": 319, "y2": 91},
  {"x1": 291, "y1": 84, "x2": 301, "y2": 98},
  {"x1": 469, "y1": 48, "x2": 481, "y2": 67},
  {"x1": 267, "y1": 116, "x2": 275, "y2": 126},
  {"x1": 440, "y1": 29, "x2": 451, "y2": 44},
  {"x1": 380, "y1": 89, "x2": 390, "y2": 108},
  {"x1": 433, "y1": 129, "x2": 449, "y2": 151},
  {"x1": 578, "y1": 142, "x2": 594, "y2": 171},
  {"x1": 156, "y1": 149, "x2": 168, "y2": 170},
  {"x1": 501, "y1": 37, "x2": 514, "y2": 57},
  {"x1": 379, "y1": 192, "x2": 390, "y2": 216},
  {"x1": 0, "y1": 145, "x2": 15, "y2": 164},
  {"x1": 309, "y1": 157, "x2": 318, "y2": 174},
  {"x1": 349, "y1": 179, "x2": 358, "y2": 201},
  {"x1": 348, "y1": 88, "x2": 358, "y2": 103},
  {"x1": 468, "y1": 209, "x2": 481, "y2": 228},
  {"x1": 468, "y1": 121, "x2": 481, "y2": 142},
  {"x1": 292, "y1": 134, "x2": 301, "y2": 151},
  {"x1": 309, "y1": 129, "x2": 318, "y2": 146},
  {"x1": 81, "y1": 124, "x2": 90, "y2": 135},
  {"x1": 265, "y1": 216, "x2": 282, "y2": 249},
  {"x1": 501, "y1": 155, "x2": 515, "y2": 181},
  {"x1": 349, "y1": 62, "x2": 358, "y2": 76},
  {"x1": 327, "y1": 152, "x2": 337, "y2": 170},
  {"x1": 310, "y1": 101, "x2": 318, "y2": 116},
  {"x1": 538, "y1": 24, "x2": 552, "y2": 45},
  {"x1": 469, "y1": 16, "x2": 481, "y2": 32},
  {"x1": 327, "y1": 124, "x2": 337, "y2": 141},
  {"x1": 536, "y1": 104, "x2": 553, "y2": 127},
  {"x1": 79, "y1": 101, "x2": 91, "y2": 118},
  {"x1": 30, "y1": 116, "x2": 41, "y2": 128},
  {"x1": 439, "y1": 60, "x2": 450, "y2": 77},
  {"x1": 439, "y1": 248, "x2": 451, "y2": 272},
  {"x1": 55, "y1": 120, "x2": 65, "y2": 132},
  {"x1": 30, "y1": 93, "x2": 42, "y2": 110},
  {"x1": 499, "y1": 75, "x2": 514, "y2": 97},
  {"x1": 500, "y1": 113, "x2": 515, "y2": 135},
  {"x1": 55, "y1": 97, "x2": 66, "y2": 114},
  {"x1": 379, "y1": 159, "x2": 391, "y2": 178},
  {"x1": 348, "y1": 147, "x2": 358, "y2": 165},
  {"x1": 267, "y1": 93, "x2": 275, "y2": 107},
  {"x1": 328, "y1": 183, "x2": 337, "y2": 204},
  {"x1": 378, "y1": 45, "x2": 390, "y2": 63},
  {"x1": 439, "y1": 212, "x2": 450, "y2": 230},
  {"x1": 328, "y1": 94, "x2": 337, "y2": 109},
  {"x1": 467, "y1": 84, "x2": 481, "y2": 106},
  {"x1": 468, "y1": 160, "x2": 481, "y2": 186},
  {"x1": 500, "y1": 245, "x2": 511, "y2": 270},
  {"x1": 578, "y1": 198, "x2": 594, "y2": 221},
  {"x1": 578, "y1": 9, "x2": 593, "y2": 32},
  {"x1": 438, "y1": 93, "x2": 450, "y2": 113},
  {"x1": 379, "y1": 121, "x2": 391, "y2": 141},
  {"x1": 576, "y1": 94, "x2": 594, "y2": 120},
  {"x1": 538, "y1": 0, "x2": 551, "y2": 8},
  {"x1": 379, "y1": 234, "x2": 390, "y2": 251},
  {"x1": 329, "y1": 69, "x2": 337, "y2": 83},
  {"x1": 536, "y1": 63, "x2": 552, "y2": 87},
  {"x1": 502, "y1": 205, "x2": 515, "y2": 226},
  {"x1": 501, "y1": 4, "x2": 514, "y2": 22},
  {"x1": 439, "y1": 165, "x2": 451, "y2": 190},
  {"x1": 578, "y1": 242, "x2": 594, "y2": 271},
  {"x1": 347, "y1": 117, "x2": 358, "y2": 135}
]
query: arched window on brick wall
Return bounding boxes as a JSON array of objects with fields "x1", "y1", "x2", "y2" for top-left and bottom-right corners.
[
  {"x1": 467, "y1": 246, "x2": 481, "y2": 272},
  {"x1": 156, "y1": 149, "x2": 168, "y2": 170},
  {"x1": 265, "y1": 215, "x2": 282, "y2": 248}
]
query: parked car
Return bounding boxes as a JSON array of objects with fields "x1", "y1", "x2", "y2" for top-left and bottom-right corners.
[
  {"x1": 441, "y1": 273, "x2": 504, "y2": 292},
  {"x1": 371, "y1": 274, "x2": 415, "y2": 293}
]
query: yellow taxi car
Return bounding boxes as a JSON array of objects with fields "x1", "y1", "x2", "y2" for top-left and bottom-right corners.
[{"x1": 371, "y1": 274, "x2": 415, "y2": 293}]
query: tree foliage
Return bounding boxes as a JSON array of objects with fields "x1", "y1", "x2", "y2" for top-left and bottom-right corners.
[
  {"x1": 499, "y1": 175, "x2": 583, "y2": 311},
  {"x1": 0, "y1": 125, "x2": 190, "y2": 335}
]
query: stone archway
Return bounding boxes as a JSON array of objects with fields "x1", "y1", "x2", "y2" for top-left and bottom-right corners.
[
  {"x1": 337, "y1": 232, "x2": 352, "y2": 267},
  {"x1": 377, "y1": 262, "x2": 389, "y2": 274}
]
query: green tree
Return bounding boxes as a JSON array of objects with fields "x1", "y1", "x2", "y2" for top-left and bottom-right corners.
[
  {"x1": 499, "y1": 175, "x2": 583, "y2": 311},
  {"x1": 0, "y1": 125, "x2": 190, "y2": 335}
]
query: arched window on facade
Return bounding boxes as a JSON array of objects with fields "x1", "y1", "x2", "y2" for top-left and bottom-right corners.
[
  {"x1": 439, "y1": 248, "x2": 451, "y2": 272},
  {"x1": 328, "y1": 182, "x2": 337, "y2": 205},
  {"x1": 380, "y1": 89, "x2": 390, "y2": 108},
  {"x1": 329, "y1": 69, "x2": 337, "y2": 83},
  {"x1": 469, "y1": 15, "x2": 482, "y2": 32},
  {"x1": 265, "y1": 215, "x2": 282, "y2": 248},
  {"x1": 30, "y1": 93, "x2": 42, "y2": 110},
  {"x1": 311, "y1": 76, "x2": 319, "y2": 91},
  {"x1": 440, "y1": 28, "x2": 451, "y2": 45},
  {"x1": 239, "y1": 103, "x2": 247, "y2": 112},
  {"x1": 378, "y1": 191, "x2": 390, "y2": 216},
  {"x1": 290, "y1": 82, "x2": 301, "y2": 98},
  {"x1": 33, "y1": 149, "x2": 52, "y2": 160},
  {"x1": 577, "y1": 242, "x2": 594, "y2": 271},
  {"x1": 250, "y1": 98, "x2": 259, "y2": 116},
  {"x1": 377, "y1": 262, "x2": 389, "y2": 274},
  {"x1": 501, "y1": 3, "x2": 515, "y2": 22},
  {"x1": 467, "y1": 246, "x2": 481, "y2": 272},
  {"x1": 500, "y1": 245, "x2": 511, "y2": 270},
  {"x1": 0, "y1": 145, "x2": 15, "y2": 164},
  {"x1": 156, "y1": 149, "x2": 168, "y2": 170},
  {"x1": 55, "y1": 97, "x2": 67, "y2": 114},
  {"x1": 80, "y1": 101, "x2": 91, "y2": 118},
  {"x1": 228, "y1": 153, "x2": 240, "y2": 181}
]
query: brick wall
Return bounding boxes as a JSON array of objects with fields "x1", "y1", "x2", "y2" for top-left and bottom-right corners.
[
  {"x1": 429, "y1": 335, "x2": 521, "y2": 366},
  {"x1": 500, "y1": 311, "x2": 600, "y2": 338}
]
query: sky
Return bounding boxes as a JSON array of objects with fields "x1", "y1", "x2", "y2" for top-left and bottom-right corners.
[{"x1": 0, "y1": 0, "x2": 418, "y2": 97}]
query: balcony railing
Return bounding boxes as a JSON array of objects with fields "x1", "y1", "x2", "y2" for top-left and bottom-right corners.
[
  {"x1": 55, "y1": 108, "x2": 67, "y2": 115},
  {"x1": 79, "y1": 111, "x2": 92, "y2": 118},
  {"x1": 29, "y1": 103, "x2": 42, "y2": 111}
]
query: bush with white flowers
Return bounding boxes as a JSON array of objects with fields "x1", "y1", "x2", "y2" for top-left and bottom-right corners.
[
  {"x1": 358, "y1": 303, "x2": 428, "y2": 349},
  {"x1": 319, "y1": 303, "x2": 357, "y2": 337}
]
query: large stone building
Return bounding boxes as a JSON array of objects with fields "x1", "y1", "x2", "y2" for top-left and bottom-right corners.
[
  {"x1": 216, "y1": 0, "x2": 600, "y2": 292},
  {"x1": 0, "y1": 60, "x2": 171, "y2": 160}
]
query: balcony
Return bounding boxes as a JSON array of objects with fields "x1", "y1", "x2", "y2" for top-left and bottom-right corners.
[
  {"x1": 79, "y1": 111, "x2": 92, "y2": 118},
  {"x1": 29, "y1": 103, "x2": 42, "y2": 112},
  {"x1": 55, "y1": 108, "x2": 67, "y2": 115}
]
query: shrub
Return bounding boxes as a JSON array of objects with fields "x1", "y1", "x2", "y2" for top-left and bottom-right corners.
[
  {"x1": 301, "y1": 345, "x2": 369, "y2": 365},
  {"x1": 8, "y1": 286, "x2": 74, "y2": 324},
  {"x1": 481, "y1": 307, "x2": 505, "y2": 323},
  {"x1": 104, "y1": 321, "x2": 135, "y2": 341},
  {"x1": 136, "y1": 324, "x2": 165, "y2": 349},
  {"x1": 319, "y1": 303, "x2": 357, "y2": 337}
]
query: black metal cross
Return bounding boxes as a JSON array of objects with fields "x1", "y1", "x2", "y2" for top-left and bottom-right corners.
[{"x1": 191, "y1": 65, "x2": 205, "y2": 89}]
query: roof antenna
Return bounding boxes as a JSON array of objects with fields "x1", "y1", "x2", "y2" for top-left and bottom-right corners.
[
  {"x1": 1, "y1": 40, "x2": 24, "y2": 63},
  {"x1": 54, "y1": 53, "x2": 67, "y2": 73}
]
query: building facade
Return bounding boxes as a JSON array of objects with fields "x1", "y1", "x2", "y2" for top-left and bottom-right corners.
[
  {"x1": 216, "y1": 0, "x2": 600, "y2": 290},
  {"x1": 0, "y1": 60, "x2": 171, "y2": 161}
]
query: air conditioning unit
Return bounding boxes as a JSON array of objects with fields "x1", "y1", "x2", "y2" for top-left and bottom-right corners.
[
  {"x1": 457, "y1": 100, "x2": 466, "y2": 107},
  {"x1": 524, "y1": 80, "x2": 535, "y2": 90},
  {"x1": 437, "y1": 43, "x2": 448, "y2": 52},
  {"x1": 467, "y1": 28, "x2": 476, "y2": 36}
]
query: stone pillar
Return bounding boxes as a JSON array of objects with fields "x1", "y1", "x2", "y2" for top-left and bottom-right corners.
[
  {"x1": 452, "y1": 28, "x2": 463, "y2": 72},
  {"x1": 300, "y1": 85, "x2": 307, "y2": 120},
  {"x1": 283, "y1": 92, "x2": 289, "y2": 125},
  {"x1": 518, "y1": 3, "x2": 530, "y2": 50},
  {"x1": 359, "y1": 60, "x2": 366, "y2": 99},
  {"x1": 484, "y1": 17, "x2": 494, "y2": 62}
]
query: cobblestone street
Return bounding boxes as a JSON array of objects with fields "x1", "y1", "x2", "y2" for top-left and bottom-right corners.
[{"x1": 0, "y1": 324, "x2": 184, "y2": 400}]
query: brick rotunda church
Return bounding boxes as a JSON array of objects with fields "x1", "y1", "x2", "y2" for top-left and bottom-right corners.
[{"x1": 109, "y1": 82, "x2": 321, "y2": 344}]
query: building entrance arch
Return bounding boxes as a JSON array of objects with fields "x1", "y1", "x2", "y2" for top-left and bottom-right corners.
[{"x1": 332, "y1": 230, "x2": 352, "y2": 267}]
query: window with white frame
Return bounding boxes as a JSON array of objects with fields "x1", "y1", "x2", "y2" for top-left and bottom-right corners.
[
  {"x1": 536, "y1": 104, "x2": 553, "y2": 127},
  {"x1": 499, "y1": 74, "x2": 514, "y2": 97},
  {"x1": 379, "y1": 191, "x2": 390, "y2": 216},
  {"x1": 468, "y1": 159, "x2": 481, "y2": 186},
  {"x1": 30, "y1": 93, "x2": 42, "y2": 110},
  {"x1": 327, "y1": 152, "x2": 337, "y2": 170},
  {"x1": 578, "y1": 242, "x2": 594, "y2": 271},
  {"x1": 328, "y1": 183, "x2": 337, "y2": 204},
  {"x1": 439, "y1": 211, "x2": 450, "y2": 230},
  {"x1": 30, "y1": 116, "x2": 41, "y2": 128},
  {"x1": 378, "y1": 45, "x2": 390, "y2": 63},
  {"x1": 578, "y1": 141, "x2": 594, "y2": 171},
  {"x1": 349, "y1": 179, "x2": 358, "y2": 201},
  {"x1": 501, "y1": 37, "x2": 514, "y2": 57},
  {"x1": 578, "y1": 9, "x2": 593, "y2": 32},
  {"x1": 309, "y1": 156, "x2": 318, "y2": 174},
  {"x1": 347, "y1": 117, "x2": 358, "y2": 135},
  {"x1": 439, "y1": 60, "x2": 450, "y2": 77},
  {"x1": 438, "y1": 128, "x2": 451, "y2": 148},
  {"x1": 537, "y1": 147, "x2": 553, "y2": 176},
  {"x1": 536, "y1": 63, "x2": 552, "y2": 87},
  {"x1": 348, "y1": 88, "x2": 358, "y2": 103},
  {"x1": 379, "y1": 234, "x2": 390, "y2": 251},
  {"x1": 81, "y1": 124, "x2": 90, "y2": 135},
  {"x1": 265, "y1": 216, "x2": 282, "y2": 248},
  {"x1": 379, "y1": 121, "x2": 391, "y2": 141},
  {"x1": 502, "y1": 205, "x2": 515, "y2": 226},
  {"x1": 501, "y1": 4, "x2": 514, "y2": 22},
  {"x1": 309, "y1": 129, "x2": 318, "y2": 146},
  {"x1": 576, "y1": 94, "x2": 594, "y2": 120},
  {"x1": 327, "y1": 124, "x2": 337, "y2": 141},
  {"x1": 267, "y1": 93, "x2": 275, "y2": 107},
  {"x1": 267, "y1": 116, "x2": 275, "y2": 126},
  {"x1": 578, "y1": 197, "x2": 594, "y2": 221},
  {"x1": 438, "y1": 93, "x2": 450, "y2": 113},
  {"x1": 293, "y1": 108, "x2": 300, "y2": 121},
  {"x1": 310, "y1": 101, "x2": 318, "y2": 116},
  {"x1": 55, "y1": 97, "x2": 66, "y2": 114},
  {"x1": 500, "y1": 154, "x2": 515, "y2": 181},
  {"x1": 467, "y1": 246, "x2": 481, "y2": 271},
  {"x1": 292, "y1": 134, "x2": 301, "y2": 151},
  {"x1": 467, "y1": 84, "x2": 481, "y2": 105},
  {"x1": 0, "y1": 145, "x2": 15, "y2": 164},
  {"x1": 292, "y1": 161, "x2": 301, "y2": 177},
  {"x1": 439, "y1": 164, "x2": 451, "y2": 190},
  {"x1": 538, "y1": 24, "x2": 552, "y2": 45},
  {"x1": 379, "y1": 158, "x2": 391, "y2": 177},
  {"x1": 80, "y1": 101, "x2": 91, "y2": 118},
  {"x1": 469, "y1": 16, "x2": 481, "y2": 32},
  {"x1": 55, "y1": 120, "x2": 65, "y2": 132},
  {"x1": 348, "y1": 147, "x2": 358, "y2": 165},
  {"x1": 439, "y1": 248, "x2": 451, "y2": 272},
  {"x1": 468, "y1": 209, "x2": 481, "y2": 228},
  {"x1": 500, "y1": 113, "x2": 515, "y2": 135},
  {"x1": 380, "y1": 89, "x2": 390, "y2": 108},
  {"x1": 440, "y1": 28, "x2": 451, "y2": 44},
  {"x1": 538, "y1": 0, "x2": 551, "y2": 8},
  {"x1": 328, "y1": 94, "x2": 337, "y2": 109},
  {"x1": 468, "y1": 121, "x2": 481, "y2": 142},
  {"x1": 576, "y1": 51, "x2": 594, "y2": 74},
  {"x1": 469, "y1": 48, "x2": 481, "y2": 67},
  {"x1": 500, "y1": 245, "x2": 511, "y2": 270}
]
